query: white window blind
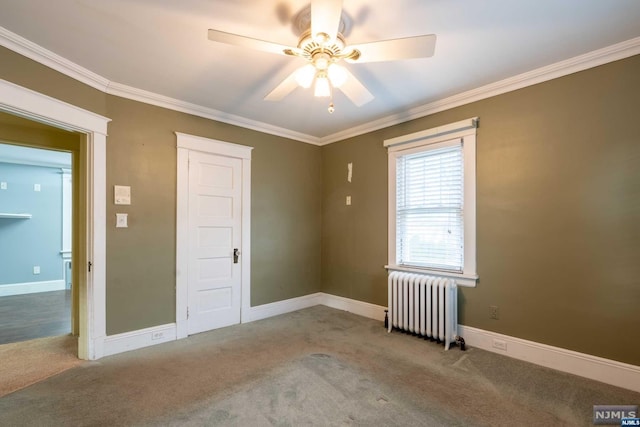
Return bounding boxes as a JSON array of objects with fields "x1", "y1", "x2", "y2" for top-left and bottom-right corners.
[{"x1": 396, "y1": 142, "x2": 464, "y2": 271}]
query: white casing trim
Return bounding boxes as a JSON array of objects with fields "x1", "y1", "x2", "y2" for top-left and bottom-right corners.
[
  {"x1": 387, "y1": 121, "x2": 478, "y2": 286},
  {"x1": 0, "y1": 78, "x2": 109, "y2": 361},
  {"x1": 457, "y1": 325, "x2": 640, "y2": 394},
  {"x1": 103, "y1": 323, "x2": 177, "y2": 357},
  {"x1": 1, "y1": 25, "x2": 638, "y2": 145},
  {"x1": 384, "y1": 265, "x2": 478, "y2": 288},
  {"x1": 383, "y1": 117, "x2": 478, "y2": 149},
  {"x1": 0, "y1": 280, "x2": 66, "y2": 297},
  {"x1": 0, "y1": 79, "x2": 109, "y2": 135}
]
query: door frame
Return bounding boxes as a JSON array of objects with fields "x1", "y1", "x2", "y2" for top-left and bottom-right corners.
[
  {"x1": 0, "y1": 79, "x2": 109, "y2": 360},
  {"x1": 175, "y1": 132, "x2": 252, "y2": 339}
]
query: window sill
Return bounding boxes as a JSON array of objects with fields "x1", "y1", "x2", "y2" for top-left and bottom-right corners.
[{"x1": 385, "y1": 265, "x2": 478, "y2": 288}]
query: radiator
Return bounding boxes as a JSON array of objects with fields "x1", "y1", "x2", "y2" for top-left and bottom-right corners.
[{"x1": 387, "y1": 271, "x2": 459, "y2": 350}]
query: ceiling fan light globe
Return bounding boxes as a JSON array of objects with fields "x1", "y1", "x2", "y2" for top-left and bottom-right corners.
[
  {"x1": 295, "y1": 64, "x2": 316, "y2": 88},
  {"x1": 314, "y1": 75, "x2": 331, "y2": 97},
  {"x1": 328, "y1": 63, "x2": 348, "y2": 88}
]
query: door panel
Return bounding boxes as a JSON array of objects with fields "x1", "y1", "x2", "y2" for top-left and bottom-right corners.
[{"x1": 188, "y1": 151, "x2": 242, "y2": 335}]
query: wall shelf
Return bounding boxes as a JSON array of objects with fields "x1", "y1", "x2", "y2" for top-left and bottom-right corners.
[{"x1": 0, "y1": 213, "x2": 32, "y2": 219}]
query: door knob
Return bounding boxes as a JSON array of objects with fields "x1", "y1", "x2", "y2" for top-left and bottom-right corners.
[{"x1": 233, "y1": 248, "x2": 239, "y2": 264}]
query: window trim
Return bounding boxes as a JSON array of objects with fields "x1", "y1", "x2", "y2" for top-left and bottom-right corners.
[{"x1": 385, "y1": 118, "x2": 479, "y2": 287}]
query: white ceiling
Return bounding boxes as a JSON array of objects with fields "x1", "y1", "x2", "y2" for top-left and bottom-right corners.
[{"x1": 1, "y1": 1, "x2": 639, "y2": 143}]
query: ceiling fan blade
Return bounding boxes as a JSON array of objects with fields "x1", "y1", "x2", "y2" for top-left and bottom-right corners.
[
  {"x1": 346, "y1": 34, "x2": 437, "y2": 63},
  {"x1": 264, "y1": 69, "x2": 300, "y2": 101},
  {"x1": 336, "y1": 69, "x2": 374, "y2": 106},
  {"x1": 311, "y1": 0, "x2": 343, "y2": 41},
  {"x1": 208, "y1": 29, "x2": 291, "y2": 56}
]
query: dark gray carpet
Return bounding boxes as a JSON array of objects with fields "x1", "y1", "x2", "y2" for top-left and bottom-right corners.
[{"x1": 0, "y1": 306, "x2": 637, "y2": 426}]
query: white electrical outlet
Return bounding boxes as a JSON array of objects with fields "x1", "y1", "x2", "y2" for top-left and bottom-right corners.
[
  {"x1": 33, "y1": 266, "x2": 40, "y2": 275},
  {"x1": 151, "y1": 331, "x2": 164, "y2": 340},
  {"x1": 0, "y1": 182, "x2": 7, "y2": 190},
  {"x1": 346, "y1": 196, "x2": 352, "y2": 205},
  {"x1": 492, "y1": 338, "x2": 507, "y2": 351},
  {"x1": 34, "y1": 183, "x2": 41, "y2": 192}
]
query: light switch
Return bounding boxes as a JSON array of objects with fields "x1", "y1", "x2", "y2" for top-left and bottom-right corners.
[
  {"x1": 0, "y1": 182, "x2": 6, "y2": 190},
  {"x1": 346, "y1": 196, "x2": 352, "y2": 206},
  {"x1": 116, "y1": 213, "x2": 128, "y2": 228},
  {"x1": 33, "y1": 266, "x2": 40, "y2": 275},
  {"x1": 34, "y1": 183, "x2": 41, "y2": 192},
  {"x1": 114, "y1": 185, "x2": 131, "y2": 205}
]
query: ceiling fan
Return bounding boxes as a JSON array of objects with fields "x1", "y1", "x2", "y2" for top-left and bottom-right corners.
[{"x1": 207, "y1": 0, "x2": 436, "y2": 113}]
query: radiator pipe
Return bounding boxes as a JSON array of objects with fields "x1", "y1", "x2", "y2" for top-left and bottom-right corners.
[{"x1": 456, "y1": 336, "x2": 466, "y2": 351}]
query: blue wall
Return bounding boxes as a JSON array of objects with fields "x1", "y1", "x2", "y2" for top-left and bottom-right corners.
[{"x1": 0, "y1": 162, "x2": 64, "y2": 285}]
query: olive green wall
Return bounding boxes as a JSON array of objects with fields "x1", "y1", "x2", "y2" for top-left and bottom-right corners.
[
  {"x1": 1, "y1": 46, "x2": 322, "y2": 335},
  {"x1": 321, "y1": 55, "x2": 640, "y2": 365},
  {"x1": 104, "y1": 96, "x2": 322, "y2": 333},
  {"x1": 3, "y1": 43, "x2": 638, "y2": 365},
  {"x1": 0, "y1": 47, "x2": 106, "y2": 115}
]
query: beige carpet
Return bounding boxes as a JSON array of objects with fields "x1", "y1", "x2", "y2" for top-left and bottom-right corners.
[
  {"x1": 0, "y1": 334, "x2": 83, "y2": 397},
  {"x1": 2, "y1": 307, "x2": 639, "y2": 426}
]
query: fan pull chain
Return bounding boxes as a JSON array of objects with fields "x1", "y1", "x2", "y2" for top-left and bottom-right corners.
[{"x1": 328, "y1": 82, "x2": 335, "y2": 114}]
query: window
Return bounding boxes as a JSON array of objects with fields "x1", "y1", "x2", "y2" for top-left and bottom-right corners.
[
  {"x1": 396, "y1": 141, "x2": 464, "y2": 270},
  {"x1": 386, "y1": 118, "x2": 478, "y2": 287}
]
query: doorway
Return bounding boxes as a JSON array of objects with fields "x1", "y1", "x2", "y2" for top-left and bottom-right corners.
[
  {"x1": 0, "y1": 140, "x2": 76, "y2": 345},
  {"x1": 175, "y1": 132, "x2": 252, "y2": 339},
  {"x1": 0, "y1": 78, "x2": 109, "y2": 360}
]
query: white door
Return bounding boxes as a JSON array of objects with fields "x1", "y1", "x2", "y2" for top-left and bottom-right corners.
[{"x1": 187, "y1": 151, "x2": 242, "y2": 335}]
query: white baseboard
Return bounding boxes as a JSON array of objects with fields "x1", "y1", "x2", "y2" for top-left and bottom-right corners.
[
  {"x1": 94, "y1": 291, "x2": 640, "y2": 394},
  {"x1": 103, "y1": 323, "x2": 177, "y2": 357},
  {"x1": 243, "y1": 292, "x2": 387, "y2": 323},
  {"x1": 243, "y1": 292, "x2": 323, "y2": 323},
  {"x1": 0, "y1": 280, "x2": 65, "y2": 297},
  {"x1": 319, "y1": 293, "x2": 387, "y2": 322},
  {"x1": 457, "y1": 325, "x2": 640, "y2": 393},
  {"x1": 101, "y1": 294, "x2": 325, "y2": 358},
  {"x1": 315, "y1": 293, "x2": 640, "y2": 393}
]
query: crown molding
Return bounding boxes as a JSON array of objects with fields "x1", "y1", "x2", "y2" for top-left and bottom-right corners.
[
  {"x1": 0, "y1": 26, "x2": 110, "y2": 92},
  {"x1": 0, "y1": 25, "x2": 321, "y2": 146},
  {"x1": 1, "y1": 25, "x2": 638, "y2": 147},
  {"x1": 317, "y1": 36, "x2": 640, "y2": 145},
  {"x1": 105, "y1": 82, "x2": 322, "y2": 145}
]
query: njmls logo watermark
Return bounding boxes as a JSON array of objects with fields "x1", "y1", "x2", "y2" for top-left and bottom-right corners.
[{"x1": 593, "y1": 405, "x2": 638, "y2": 425}]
